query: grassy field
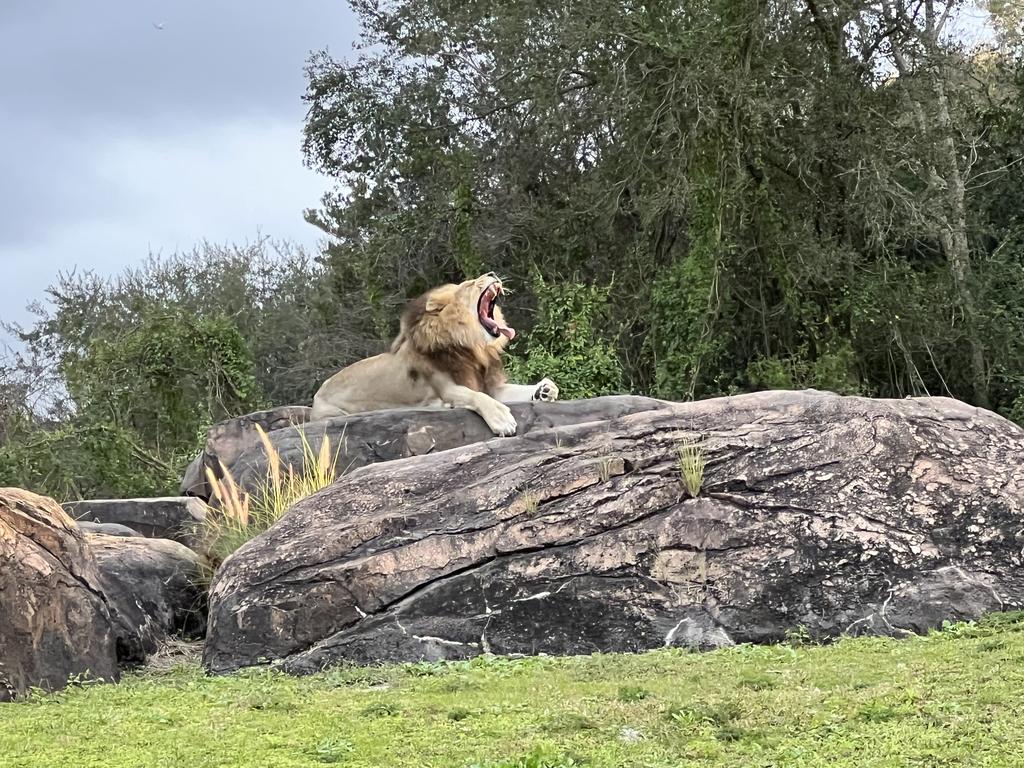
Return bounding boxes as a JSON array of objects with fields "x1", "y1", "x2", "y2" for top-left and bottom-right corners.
[{"x1": 2, "y1": 614, "x2": 1023, "y2": 768}]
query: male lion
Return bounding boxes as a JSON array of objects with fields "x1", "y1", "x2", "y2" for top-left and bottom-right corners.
[{"x1": 310, "y1": 273, "x2": 559, "y2": 436}]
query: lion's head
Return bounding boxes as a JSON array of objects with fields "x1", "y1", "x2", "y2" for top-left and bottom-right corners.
[{"x1": 395, "y1": 273, "x2": 516, "y2": 354}]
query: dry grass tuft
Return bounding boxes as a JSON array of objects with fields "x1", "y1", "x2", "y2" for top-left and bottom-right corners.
[{"x1": 197, "y1": 425, "x2": 342, "y2": 584}]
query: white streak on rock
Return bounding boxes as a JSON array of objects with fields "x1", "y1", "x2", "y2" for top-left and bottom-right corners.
[{"x1": 512, "y1": 591, "x2": 551, "y2": 603}]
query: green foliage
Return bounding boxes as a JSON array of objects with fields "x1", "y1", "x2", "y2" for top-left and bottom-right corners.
[
  {"x1": 0, "y1": 422, "x2": 182, "y2": 501},
  {"x1": 506, "y1": 275, "x2": 623, "y2": 399},
  {"x1": 67, "y1": 310, "x2": 261, "y2": 453},
  {"x1": 471, "y1": 746, "x2": 582, "y2": 768},
  {"x1": 298, "y1": 0, "x2": 1024, "y2": 426},
  {"x1": 0, "y1": 308, "x2": 261, "y2": 499},
  {"x1": 616, "y1": 684, "x2": 650, "y2": 702},
  {"x1": 646, "y1": 173, "x2": 736, "y2": 400},
  {"x1": 310, "y1": 737, "x2": 355, "y2": 763},
  {"x1": 452, "y1": 174, "x2": 484, "y2": 279},
  {"x1": 677, "y1": 438, "x2": 707, "y2": 498},
  {"x1": 746, "y1": 342, "x2": 861, "y2": 394},
  {"x1": 0, "y1": 242, "x2": 368, "y2": 500},
  {"x1": 4, "y1": 615, "x2": 1024, "y2": 766}
]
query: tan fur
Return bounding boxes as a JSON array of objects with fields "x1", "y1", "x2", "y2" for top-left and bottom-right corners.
[{"x1": 311, "y1": 274, "x2": 559, "y2": 436}]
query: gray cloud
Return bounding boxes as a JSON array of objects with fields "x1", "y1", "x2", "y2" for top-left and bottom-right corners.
[
  {"x1": 0, "y1": 0, "x2": 358, "y2": 332},
  {"x1": 1, "y1": 1, "x2": 356, "y2": 125}
]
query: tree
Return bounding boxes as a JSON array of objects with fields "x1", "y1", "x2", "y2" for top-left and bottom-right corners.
[
  {"x1": 0, "y1": 240, "x2": 373, "y2": 499},
  {"x1": 302, "y1": 0, "x2": 1024, "y2": 420}
]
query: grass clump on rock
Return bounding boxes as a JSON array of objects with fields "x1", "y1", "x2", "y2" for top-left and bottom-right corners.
[{"x1": 198, "y1": 424, "x2": 340, "y2": 581}]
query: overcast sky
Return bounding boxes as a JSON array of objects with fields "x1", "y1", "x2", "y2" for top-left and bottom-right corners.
[
  {"x1": 0, "y1": 1, "x2": 357, "y2": 332},
  {"x1": 0, "y1": 3, "x2": 997, "y2": 339}
]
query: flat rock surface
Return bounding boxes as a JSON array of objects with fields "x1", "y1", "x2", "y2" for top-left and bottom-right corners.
[
  {"x1": 203, "y1": 390, "x2": 1024, "y2": 674},
  {"x1": 193, "y1": 396, "x2": 669, "y2": 499}
]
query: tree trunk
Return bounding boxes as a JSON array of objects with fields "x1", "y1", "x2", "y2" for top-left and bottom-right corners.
[
  {"x1": 931, "y1": 75, "x2": 990, "y2": 409},
  {"x1": 885, "y1": 0, "x2": 990, "y2": 408}
]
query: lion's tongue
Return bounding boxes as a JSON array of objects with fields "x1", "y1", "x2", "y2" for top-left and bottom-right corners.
[{"x1": 483, "y1": 315, "x2": 516, "y2": 340}]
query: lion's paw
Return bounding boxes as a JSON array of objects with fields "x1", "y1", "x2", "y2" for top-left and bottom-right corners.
[
  {"x1": 484, "y1": 401, "x2": 518, "y2": 437},
  {"x1": 533, "y1": 378, "x2": 559, "y2": 402}
]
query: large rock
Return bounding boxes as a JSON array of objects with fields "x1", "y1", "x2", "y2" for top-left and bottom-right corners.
[
  {"x1": 64, "y1": 497, "x2": 206, "y2": 547},
  {"x1": 88, "y1": 534, "x2": 206, "y2": 663},
  {"x1": 0, "y1": 488, "x2": 120, "y2": 699},
  {"x1": 181, "y1": 405, "x2": 313, "y2": 498},
  {"x1": 191, "y1": 396, "x2": 668, "y2": 500},
  {"x1": 204, "y1": 391, "x2": 1024, "y2": 674}
]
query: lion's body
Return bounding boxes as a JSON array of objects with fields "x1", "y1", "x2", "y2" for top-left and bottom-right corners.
[
  {"x1": 310, "y1": 275, "x2": 558, "y2": 435},
  {"x1": 311, "y1": 352, "x2": 445, "y2": 415}
]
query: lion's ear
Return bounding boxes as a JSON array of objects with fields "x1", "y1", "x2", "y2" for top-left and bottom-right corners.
[{"x1": 425, "y1": 296, "x2": 447, "y2": 313}]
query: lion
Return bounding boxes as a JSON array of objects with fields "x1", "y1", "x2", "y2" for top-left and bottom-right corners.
[{"x1": 310, "y1": 273, "x2": 559, "y2": 436}]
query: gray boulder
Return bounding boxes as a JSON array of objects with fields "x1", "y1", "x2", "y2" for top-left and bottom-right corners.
[
  {"x1": 191, "y1": 396, "x2": 669, "y2": 500},
  {"x1": 64, "y1": 497, "x2": 206, "y2": 548},
  {"x1": 203, "y1": 390, "x2": 1024, "y2": 675},
  {"x1": 0, "y1": 488, "x2": 120, "y2": 699},
  {"x1": 181, "y1": 405, "x2": 313, "y2": 498},
  {"x1": 88, "y1": 534, "x2": 205, "y2": 663}
]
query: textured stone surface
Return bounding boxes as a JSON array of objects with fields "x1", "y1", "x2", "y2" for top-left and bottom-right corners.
[
  {"x1": 188, "y1": 396, "x2": 669, "y2": 499},
  {"x1": 204, "y1": 390, "x2": 1024, "y2": 674},
  {"x1": 0, "y1": 488, "x2": 120, "y2": 699},
  {"x1": 181, "y1": 405, "x2": 313, "y2": 498},
  {"x1": 76, "y1": 521, "x2": 143, "y2": 538},
  {"x1": 64, "y1": 497, "x2": 206, "y2": 547},
  {"x1": 88, "y1": 534, "x2": 206, "y2": 663}
]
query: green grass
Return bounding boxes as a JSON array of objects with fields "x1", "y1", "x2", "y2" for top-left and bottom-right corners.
[
  {"x1": 3, "y1": 614, "x2": 1024, "y2": 767},
  {"x1": 676, "y1": 437, "x2": 707, "y2": 498}
]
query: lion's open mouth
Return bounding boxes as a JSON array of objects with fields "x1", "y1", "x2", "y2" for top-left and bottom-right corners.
[{"x1": 478, "y1": 281, "x2": 516, "y2": 340}]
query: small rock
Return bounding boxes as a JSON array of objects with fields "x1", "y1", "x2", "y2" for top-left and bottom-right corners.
[
  {"x1": 618, "y1": 727, "x2": 644, "y2": 744},
  {"x1": 64, "y1": 497, "x2": 206, "y2": 548}
]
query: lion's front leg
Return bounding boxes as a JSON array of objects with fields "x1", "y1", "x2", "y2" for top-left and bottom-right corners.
[
  {"x1": 429, "y1": 372, "x2": 518, "y2": 436},
  {"x1": 494, "y1": 378, "x2": 559, "y2": 404}
]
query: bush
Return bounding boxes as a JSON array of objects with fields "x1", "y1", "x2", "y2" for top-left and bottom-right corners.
[{"x1": 506, "y1": 275, "x2": 623, "y2": 399}]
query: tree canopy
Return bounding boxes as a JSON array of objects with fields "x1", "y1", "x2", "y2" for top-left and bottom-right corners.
[
  {"x1": 2, "y1": 1, "x2": 1022, "y2": 500},
  {"x1": 304, "y1": 0, "x2": 1024, "y2": 411}
]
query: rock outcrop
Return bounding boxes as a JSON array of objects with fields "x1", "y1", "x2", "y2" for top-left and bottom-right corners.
[
  {"x1": 185, "y1": 396, "x2": 669, "y2": 499},
  {"x1": 88, "y1": 534, "x2": 206, "y2": 662},
  {"x1": 204, "y1": 390, "x2": 1024, "y2": 675},
  {"x1": 0, "y1": 489, "x2": 120, "y2": 699},
  {"x1": 181, "y1": 405, "x2": 313, "y2": 498},
  {"x1": 64, "y1": 497, "x2": 206, "y2": 548}
]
